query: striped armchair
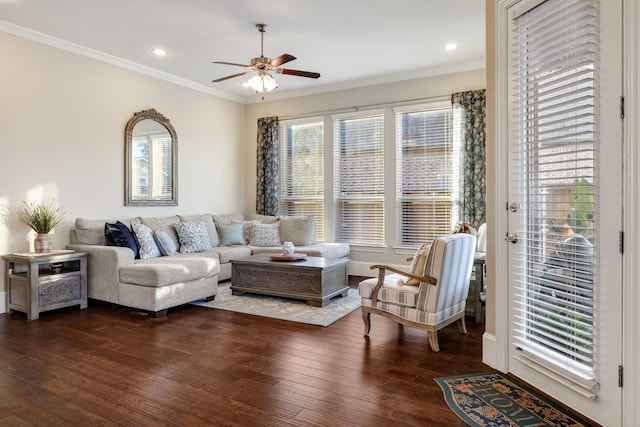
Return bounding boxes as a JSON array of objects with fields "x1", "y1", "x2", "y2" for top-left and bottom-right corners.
[{"x1": 359, "y1": 233, "x2": 477, "y2": 352}]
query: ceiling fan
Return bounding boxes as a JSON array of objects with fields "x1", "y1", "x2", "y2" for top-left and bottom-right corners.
[{"x1": 212, "y1": 23, "x2": 320, "y2": 93}]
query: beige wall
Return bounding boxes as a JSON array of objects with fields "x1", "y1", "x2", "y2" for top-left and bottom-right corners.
[
  {"x1": 0, "y1": 32, "x2": 246, "y2": 298},
  {"x1": 484, "y1": 0, "x2": 496, "y2": 337},
  {"x1": 244, "y1": 69, "x2": 486, "y2": 274}
]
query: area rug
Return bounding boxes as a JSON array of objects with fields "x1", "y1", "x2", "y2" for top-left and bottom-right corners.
[
  {"x1": 435, "y1": 371, "x2": 595, "y2": 427},
  {"x1": 192, "y1": 283, "x2": 361, "y2": 327}
]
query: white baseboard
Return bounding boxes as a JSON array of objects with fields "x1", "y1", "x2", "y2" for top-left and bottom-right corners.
[
  {"x1": 348, "y1": 260, "x2": 406, "y2": 278},
  {"x1": 0, "y1": 291, "x2": 6, "y2": 314},
  {"x1": 482, "y1": 332, "x2": 501, "y2": 370}
]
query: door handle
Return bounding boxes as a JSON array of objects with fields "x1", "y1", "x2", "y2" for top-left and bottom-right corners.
[{"x1": 505, "y1": 232, "x2": 518, "y2": 243}]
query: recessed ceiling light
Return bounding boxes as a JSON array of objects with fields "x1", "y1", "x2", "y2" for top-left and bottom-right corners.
[
  {"x1": 151, "y1": 48, "x2": 167, "y2": 57},
  {"x1": 445, "y1": 43, "x2": 459, "y2": 51}
]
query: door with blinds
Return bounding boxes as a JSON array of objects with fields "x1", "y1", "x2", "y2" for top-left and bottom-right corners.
[{"x1": 506, "y1": 0, "x2": 622, "y2": 424}]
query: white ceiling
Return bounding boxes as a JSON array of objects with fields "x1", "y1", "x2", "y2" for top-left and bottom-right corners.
[{"x1": 0, "y1": 0, "x2": 486, "y2": 103}]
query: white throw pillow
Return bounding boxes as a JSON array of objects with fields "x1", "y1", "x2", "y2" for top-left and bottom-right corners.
[{"x1": 279, "y1": 216, "x2": 316, "y2": 246}]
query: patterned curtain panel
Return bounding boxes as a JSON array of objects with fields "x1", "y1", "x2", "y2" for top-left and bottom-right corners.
[
  {"x1": 256, "y1": 116, "x2": 280, "y2": 215},
  {"x1": 452, "y1": 90, "x2": 486, "y2": 229}
]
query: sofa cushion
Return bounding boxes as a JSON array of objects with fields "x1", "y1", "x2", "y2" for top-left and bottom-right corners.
[
  {"x1": 175, "y1": 222, "x2": 212, "y2": 253},
  {"x1": 213, "y1": 213, "x2": 245, "y2": 225},
  {"x1": 205, "y1": 246, "x2": 252, "y2": 263},
  {"x1": 75, "y1": 217, "x2": 140, "y2": 245},
  {"x1": 120, "y1": 257, "x2": 220, "y2": 287},
  {"x1": 218, "y1": 223, "x2": 245, "y2": 246},
  {"x1": 249, "y1": 222, "x2": 281, "y2": 247},
  {"x1": 104, "y1": 221, "x2": 139, "y2": 259},
  {"x1": 245, "y1": 213, "x2": 279, "y2": 224},
  {"x1": 154, "y1": 230, "x2": 177, "y2": 256},
  {"x1": 140, "y1": 216, "x2": 181, "y2": 249},
  {"x1": 358, "y1": 277, "x2": 419, "y2": 308},
  {"x1": 179, "y1": 214, "x2": 219, "y2": 247},
  {"x1": 279, "y1": 216, "x2": 316, "y2": 246},
  {"x1": 131, "y1": 223, "x2": 161, "y2": 259}
]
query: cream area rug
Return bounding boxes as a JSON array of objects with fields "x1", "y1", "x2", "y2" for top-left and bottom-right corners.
[{"x1": 192, "y1": 283, "x2": 361, "y2": 327}]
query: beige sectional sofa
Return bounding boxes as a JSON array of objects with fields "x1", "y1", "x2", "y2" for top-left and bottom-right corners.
[{"x1": 67, "y1": 213, "x2": 350, "y2": 317}]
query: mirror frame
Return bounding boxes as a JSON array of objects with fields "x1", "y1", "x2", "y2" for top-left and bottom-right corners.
[{"x1": 124, "y1": 108, "x2": 178, "y2": 206}]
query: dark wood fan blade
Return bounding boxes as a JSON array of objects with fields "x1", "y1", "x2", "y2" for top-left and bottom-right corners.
[
  {"x1": 212, "y1": 71, "x2": 252, "y2": 83},
  {"x1": 269, "y1": 54, "x2": 296, "y2": 67},
  {"x1": 212, "y1": 61, "x2": 252, "y2": 68},
  {"x1": 276, "y1": 68, "x2": 321, "y2": 79}
]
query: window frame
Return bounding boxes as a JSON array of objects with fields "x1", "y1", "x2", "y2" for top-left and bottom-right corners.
[
  {"x1": 332, "y1": 109, "x2": 385, "y2": 247},
  {"x1": 394, "y1": 101, "x2": 461, "y2": 249},
  {"x1": 278, "y1": 117, "x2": 325, "y2": 242}
]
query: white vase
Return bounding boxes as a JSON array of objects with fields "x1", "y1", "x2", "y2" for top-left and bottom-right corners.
[
  {"x1": 34, "y1": 233, "x2": 53, "y2": 253},
  {"x1": 282, "y1": 241, "x2": 295, "y2": 255}
]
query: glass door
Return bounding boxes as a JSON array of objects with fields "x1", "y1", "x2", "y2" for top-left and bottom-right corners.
[{"x1": 506, "y1": 0, "x2": 622, "y2": 424}]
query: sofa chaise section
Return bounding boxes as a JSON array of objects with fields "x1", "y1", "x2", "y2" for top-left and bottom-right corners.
[
  {"x1": 119, "y1": 256, "x2": 219, "y2": 317},
  {"x1": 67, "y1": 216, "x2": 220, "y2": 317}
]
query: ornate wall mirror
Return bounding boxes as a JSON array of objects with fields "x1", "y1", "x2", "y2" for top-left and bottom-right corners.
[{"x1": 124, "y1": 109, "x2": 178, "y2": 206}]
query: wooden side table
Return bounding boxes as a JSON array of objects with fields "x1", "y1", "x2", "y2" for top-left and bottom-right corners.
[
  {"x1": 465, "y1": 253, "x2": 486, "y2": 323},
  {"x1": 3, "y1": 250, "x2": 88, "y2": 320}
]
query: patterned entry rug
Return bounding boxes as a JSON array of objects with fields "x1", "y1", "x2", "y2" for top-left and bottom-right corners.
[
  {"x1": 435, "y1": 371, "x2": 595, "y2": 427},
  {"x1": 192, "y1": 283, "x2": 361, "y2": 327}
]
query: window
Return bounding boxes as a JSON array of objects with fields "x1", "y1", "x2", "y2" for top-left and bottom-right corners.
[
  {"x1": 395, "y1": 103, "x2": 458, "y2": 247},
  {"x1": 279, "y1": 118, "x2": 325, "y2": 241},
  {"x1": 333, "y1": 111, "x2": 384, "y2": 246}
]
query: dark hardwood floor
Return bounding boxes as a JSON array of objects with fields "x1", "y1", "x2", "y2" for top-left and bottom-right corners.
[{"x1": 0, "y1": 278, "x2": 489, "y2": 426}]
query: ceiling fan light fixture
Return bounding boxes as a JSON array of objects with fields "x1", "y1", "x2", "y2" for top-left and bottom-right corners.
[
  {"x1": 211, "y1": 23, "x2": 319, "y2": 94},
  {"x1": 246, "y1": 72, "x2": 278, "y2": 92}
]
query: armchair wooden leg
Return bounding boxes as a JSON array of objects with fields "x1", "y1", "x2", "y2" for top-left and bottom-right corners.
[
  {"x1": 362, "y1": 311, "x2": 371, "y2": 336},
  {"x1": 428, "y1": 331, "x2": 440, "y2": 352},
  {"x1": 457, "y1": 318, "x2": 468, "y2": 335}
]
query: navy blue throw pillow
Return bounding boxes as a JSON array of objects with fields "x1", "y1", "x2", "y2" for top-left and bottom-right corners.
[{"x1": 105, "y1": 221, "x2": 140, "y2": 259}]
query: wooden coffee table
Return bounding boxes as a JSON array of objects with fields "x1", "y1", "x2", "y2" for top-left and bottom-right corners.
[{"x1": 230, "y1": 254, "x2": 350, "y2": 307}]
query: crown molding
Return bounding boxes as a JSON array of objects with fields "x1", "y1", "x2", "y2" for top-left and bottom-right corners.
[
  {"x1": 242, "y1": 57, "x2": 487, "y2": 104},
  {"x1": 0, "y1": 20, "x2": 245, "y2": 104}
]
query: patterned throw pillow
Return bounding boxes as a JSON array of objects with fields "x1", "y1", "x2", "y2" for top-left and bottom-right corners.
[
  {"x1": 131, "y1": 223, "x2": 162, "y2": 259},
  {"x1": 175, "y1": 222, "x2": 212, "y2": 253},
  {"x1": 249, "y1": 222, "x2": 281, "y2": 247},
  {"x1": 407, "y1": 243, "x2": 430, "y2": 285}
]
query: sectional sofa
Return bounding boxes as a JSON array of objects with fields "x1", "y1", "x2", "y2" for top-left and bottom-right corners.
[{"x1": 66, "y1": 213, "x2": 350, "y2": 317}]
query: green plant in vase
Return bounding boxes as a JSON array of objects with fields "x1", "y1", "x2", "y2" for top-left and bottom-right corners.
[{"x1": 16, "y1": 198, "x2": 67, "y2": 253}]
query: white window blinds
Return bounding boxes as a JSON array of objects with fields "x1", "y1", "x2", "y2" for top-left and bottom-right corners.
[
  {"x1": 279, "y1": 119, "x2": 325, "y2": 242},
  {"x1": 395, "y1": 104, "x2": 456, "y2": 247},
  {"x1": 333, "y1": 111, "x2": 384, "y2": 246},
  {"x1": 512, "y1": 0, "x2": 597, "y2": 383}
]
